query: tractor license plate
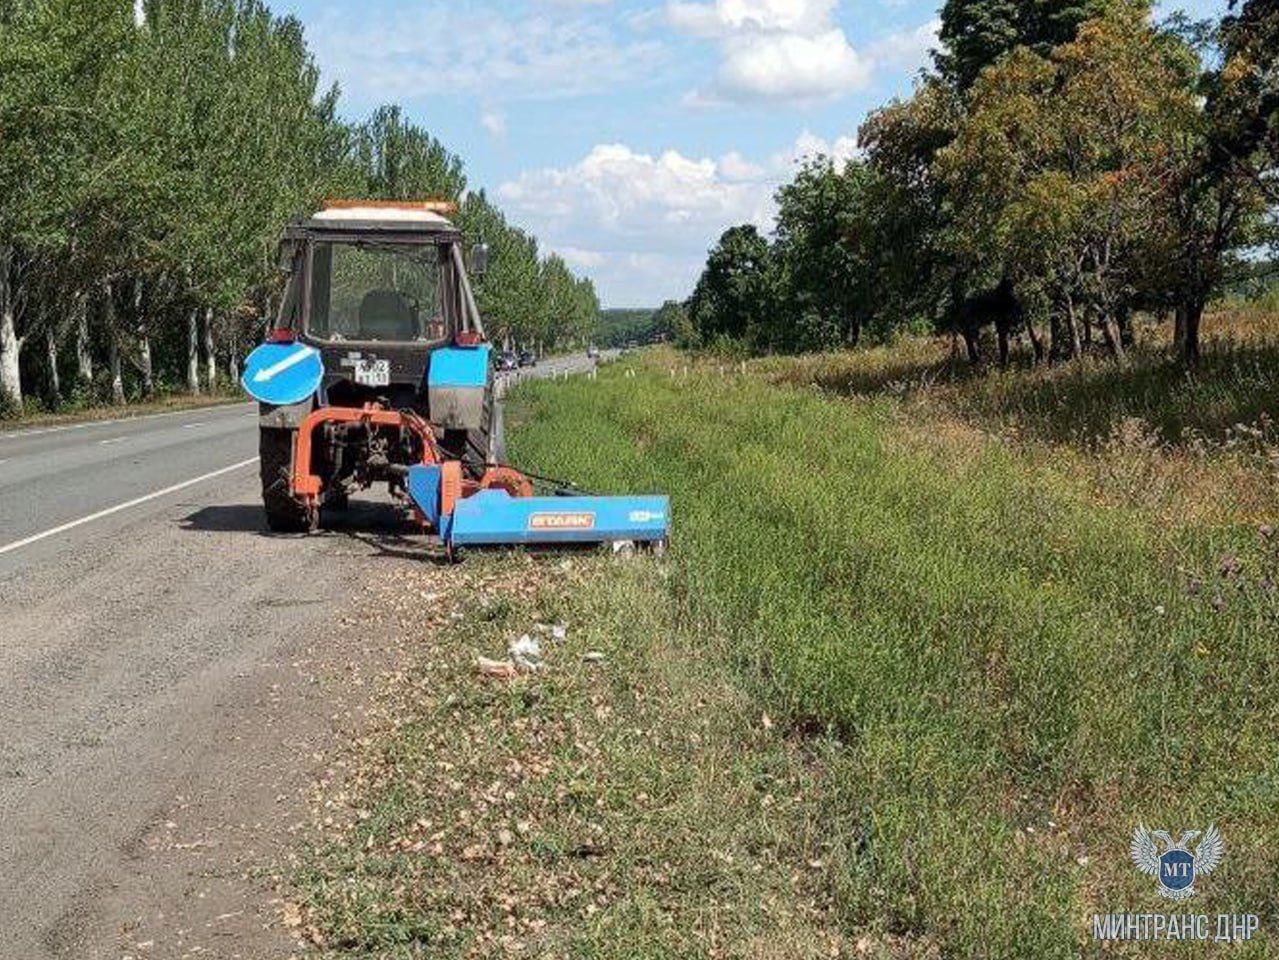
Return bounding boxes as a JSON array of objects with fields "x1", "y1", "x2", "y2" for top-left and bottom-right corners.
[{"x1": 353, "y1": 359, "x2": 390, "y2": 387}]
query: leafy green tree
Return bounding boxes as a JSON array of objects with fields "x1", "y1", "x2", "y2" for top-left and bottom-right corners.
[
  {"x1": 352, "y1": 105, "x2": 467, "y2": 203},
  {"x1": 772, "y1": 158, "x2": 877, "y2": 350},
  {"x1": 938, "y1": 7, "x2": 1201, "y2": 360},
  {"x1": 687, "y1": 225, "x2": 777, "y2": 348},
  {"x1": 1158, "y1": 0, "x2": 1279, "y2": 362},
  {"x1": 936, "y1": 0, "x2": 1124, "y2": 90},
  {"x1": 859, "y1": 80, "x2": 964, "y2": 341}
]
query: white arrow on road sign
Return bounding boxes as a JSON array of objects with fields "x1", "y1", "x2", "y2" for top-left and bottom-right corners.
[{"x1": 253, "y1": 345, "x2": 318, "y2": 383}]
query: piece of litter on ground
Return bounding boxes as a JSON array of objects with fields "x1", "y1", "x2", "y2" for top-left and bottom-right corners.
[
  {"x1": 551, "y1": 624, "x2": 567, "y2": 640},
  {"x1": 582, "y1": 651, "x2": 606, "y2": 664},
  {"x1": 476, "y1": 656, "x2": 516, "y2": 680},
  {"x1": 509, "y1": 634, "x2": 542, "y2": 672}
]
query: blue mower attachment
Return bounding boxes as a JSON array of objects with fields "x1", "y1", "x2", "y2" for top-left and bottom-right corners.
[{"x1": 406, "y1": 462, "x2": 670, "y2": 556}]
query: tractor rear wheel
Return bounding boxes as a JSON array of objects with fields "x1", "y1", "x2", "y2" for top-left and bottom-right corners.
[
  {"x1": 259, "y1": 427, "x2": 317, "y2": 533},
  {"x1": 442, "y1": 391, "x2": 499, "y2": 478}
]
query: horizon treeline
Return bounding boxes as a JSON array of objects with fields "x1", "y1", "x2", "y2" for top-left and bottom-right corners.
[
  {"x1": 682, "y1": 0, "x2": 1278, "y2": 365},
  {"x1": 0, "y1": 0, "x2": 599, "y2": 413}
]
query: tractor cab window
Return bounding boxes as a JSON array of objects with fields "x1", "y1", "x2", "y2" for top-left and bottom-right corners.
[{"x1": 307, "y1": 240, "x2": 445, "y2": 342}]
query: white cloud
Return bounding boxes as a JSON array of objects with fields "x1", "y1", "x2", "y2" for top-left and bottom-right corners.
[
  {"x1": 785, "y1": 129, "x2": 861, "y2": 169},
  {"x1": 667, "y1": 0, "x2": 870, "y2": 104},
  {"x1": 498, "y1": 130, "x2": 859, "y2": 304},
  {"x1": 481, "y1": 108, "x2": 507, "y2": 138},
  {"x1": 719, "y1": 150, "x2": 765, "y2": 181},
  {"x1": 499, "y1": 143, "x2": 775, "y2": 254},
  {"x1": 867, "y1": 18, "x2": 940, "y2": 72},
  {"x1": 306, "y1": 3, "x2": 663, "y2": 102},
  {"x1": 557, "y1": 245, "x2": 609, "y2": 268}
]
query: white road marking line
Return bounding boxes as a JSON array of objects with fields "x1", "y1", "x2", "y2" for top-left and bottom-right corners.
[
  {"x1": 98, "y1": 436, "x2": 129, "y2": 446},
  {"x1": 182, "y1": 422, "x2": 207, "y2": 429},
  {"x1": 0, "y1": 401, "x2": 255, "y2": 441},
  {"x1": 0, "y1": 457, "x2": 260, "y2": 557},
  {"x1": 0, "y1": 458, "x2": 9, "y2": 466}
]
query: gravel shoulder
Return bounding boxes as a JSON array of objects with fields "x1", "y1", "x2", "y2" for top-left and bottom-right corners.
[{"x1": 0, "y1": 479, "x2": 422, "y2": 959}]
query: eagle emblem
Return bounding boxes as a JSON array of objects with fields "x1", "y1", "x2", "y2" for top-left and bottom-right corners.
[{"x1": 1131, "y1": 824, "x2": 1224, "y2": 900}]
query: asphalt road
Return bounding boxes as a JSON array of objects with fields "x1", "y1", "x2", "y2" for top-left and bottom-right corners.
[{"x1": 0, "y1": 354, "x2": 601, "y2": 958}]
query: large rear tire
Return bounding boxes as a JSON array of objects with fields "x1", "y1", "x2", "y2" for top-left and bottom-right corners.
[
  {"x1": 259, "y1": 427, "x2": 317, "y2": 533},
  {"x1": 442, "y1": 389, "x2": 497, "y2": 479}
]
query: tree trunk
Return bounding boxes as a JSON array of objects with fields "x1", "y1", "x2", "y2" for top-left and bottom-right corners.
[
  {"x1": 229, "y1": 352, "x2": 239, "y2": 386},
  {"x1": 1116, "y1": 305, "x2": 1134, "y2": 349},
  {"x1": 203, "y1": 307, "x2": 216, "y2": 390},
  {"x1": 1063, "y1": 297, "x2": 1082, "y2": 359},
  {"x1": 138, "y1": 335, "x2": 154, "y2": 397},
  {"x1": 133, "y1": 278, "x2": 154, "y2": 397},
  {"x1": 1025, "y1": 316, "x2": 1045, "y2": 363},
  {"x1": 109, "y1": 333, "x2": 124, "y2": 405},
  {"x1": 1181, "y1": 299, "x2": 1203, "y2": 365},
  {"x1": 961, "y1": 325, "x2": 982, "y2": 366},
  {"x1": 1099, "y1": 310, "x2": 1126, "y2": 362},
  {"x1": 45, "y1": 325, "x2": 61, "y2": 401},
  {"x1": 0, "y1": 245, "x2": 23, "y2": 408},
  {"x1": 105, "y1": 281, "x2": 124, "y2": 404},
  {"x1": 75, "y1": 293, "x2": 93, "y2": 386},
  {"x1": 996, "y1": 320, "x2": 1010, "y2": 368},
  {"x1": 187, "y1": 309, "x2": 201, "y2": 395},
  {"x1": 1173, "y1": 304, "x2": 1187, "y2": 351}
]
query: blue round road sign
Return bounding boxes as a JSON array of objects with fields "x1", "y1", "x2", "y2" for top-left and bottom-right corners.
[{"x1": 241, "y1": 342, "x2": 323, "y2": 405}]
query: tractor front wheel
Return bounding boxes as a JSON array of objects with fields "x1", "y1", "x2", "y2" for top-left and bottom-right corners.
[{"x1": 259, "y1": 427, "x2": 317, "y2": 533}]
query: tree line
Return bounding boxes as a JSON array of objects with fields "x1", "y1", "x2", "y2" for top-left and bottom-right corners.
[
  {"x1": 683, "y1": 0, "x2": 1278, "y2": 366},
  {"x1": 0, "y1": 0, "x2": 599, "y2": 414}
]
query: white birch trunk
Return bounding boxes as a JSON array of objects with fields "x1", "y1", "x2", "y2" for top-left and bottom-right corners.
[
  {"x1": 45, "y1": 325, "x2": 60, "y2": 400},
  {"x1": 203, "y1": 307, "x2": 216, "y2": 390},
  {"x1": 109, "y1": 334, "x2": 124, "y2": 405},
  {"x1": 105, "y1": 281, "x2": 124, "y2": 404},
  {"x1": 138, "y1": 335, "x2": 154, "y2": 396},
  {"x1": 75, "y1": 294, "x2": 93, "y2": 385},
  {"x1": 0, "y1": 245, "x2": 23, "y2": 408},
  {"x1": 187, "y1": 309, "x2": 201, "y2": 395},
  {"x1": 133, "y1": 279, "x2": 154, "y2": 396}
]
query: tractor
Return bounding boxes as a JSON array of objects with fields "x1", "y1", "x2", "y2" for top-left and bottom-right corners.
[{"x1": 241, "y1": 200, "x2": 669, "y2": 555}]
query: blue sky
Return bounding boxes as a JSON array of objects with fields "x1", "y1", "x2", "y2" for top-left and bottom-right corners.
[{"x1": 271, "y1": 0, "x2": 1229, "y2": 306}]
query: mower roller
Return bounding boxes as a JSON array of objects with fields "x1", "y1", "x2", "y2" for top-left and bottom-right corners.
[{"x1": 240, "y1": 200, "x2": 670, "y2": 555}]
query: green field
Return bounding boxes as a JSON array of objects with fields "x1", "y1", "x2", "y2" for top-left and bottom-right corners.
[{"x1": 505, "y1": 346, "x2": 1279, "y2": 956}]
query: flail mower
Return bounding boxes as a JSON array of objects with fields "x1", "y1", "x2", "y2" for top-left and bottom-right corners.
[{"x1": 240, "y1": 200, "x2": 669, "y2": 557}]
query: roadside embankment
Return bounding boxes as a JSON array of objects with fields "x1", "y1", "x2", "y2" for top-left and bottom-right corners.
[{"x1": 298, "y1": 342, "x2": 1279, "y2": 957}]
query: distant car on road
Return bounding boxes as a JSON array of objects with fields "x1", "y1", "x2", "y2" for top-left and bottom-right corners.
[
  {"x1": 518, "y1": 349, "x2": 537, "y2": 367},
  {"x1": 498, "y1": 351, "x2": 518, "y2": 371},
  {"x1": 586, "y1": 344, "x2": 599, "y2": 358}
]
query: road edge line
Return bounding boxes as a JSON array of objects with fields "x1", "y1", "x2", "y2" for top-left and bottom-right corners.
[
  {"x1": 0, "y1": 457, "x2": 260, "y2": 557},
  {"x1": 0, "y1": 400, "x2": 255, "y2": 441}
]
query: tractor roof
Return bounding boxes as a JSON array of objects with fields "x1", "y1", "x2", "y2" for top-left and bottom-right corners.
[{"x1": 290, "y1": 199, "x2": 461, "y2": 239}]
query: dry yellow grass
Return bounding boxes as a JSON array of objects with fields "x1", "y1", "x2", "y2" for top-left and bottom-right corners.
[{"x1": 752, "y1": 309, "x2": 1279, "y2": 528}]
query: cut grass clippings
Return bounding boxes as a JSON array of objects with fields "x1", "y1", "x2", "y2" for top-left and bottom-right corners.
[{"x1": 296, "y1": 553, "x2": 854, "y2": 958}]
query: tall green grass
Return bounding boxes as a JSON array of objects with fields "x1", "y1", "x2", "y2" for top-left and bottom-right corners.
[{"x1": 508, "y1": 352, "x2": 1279, "y2": 957}]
